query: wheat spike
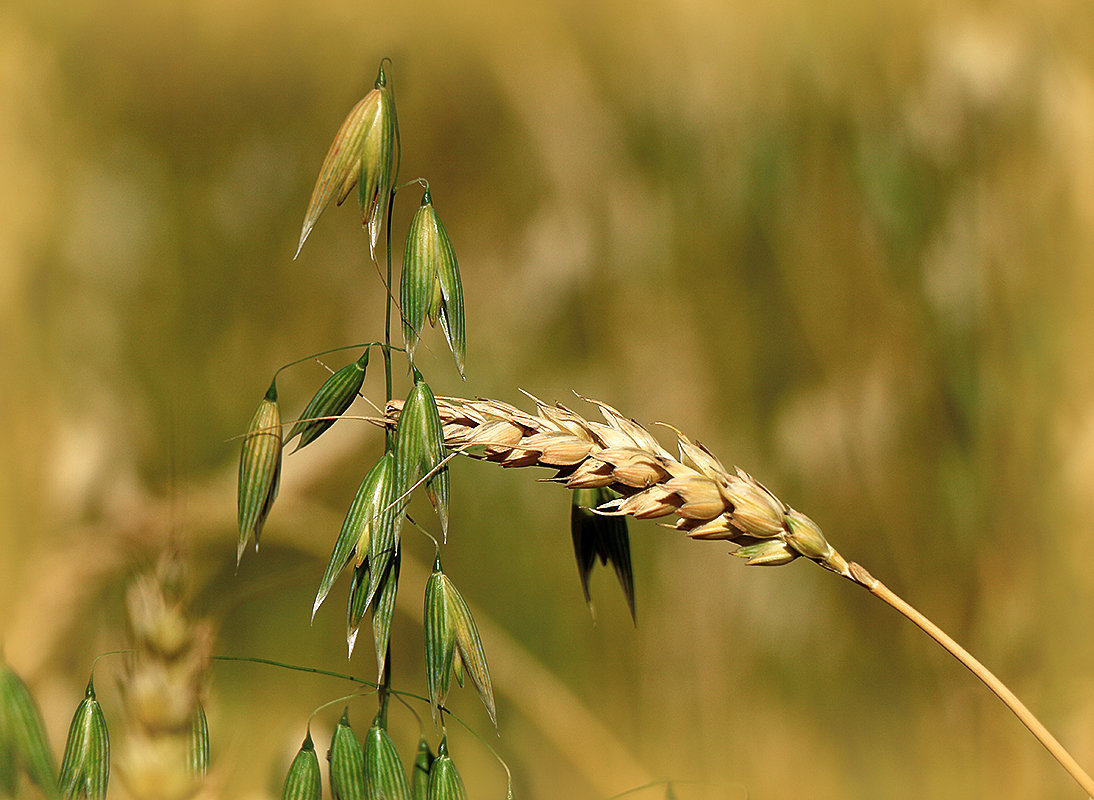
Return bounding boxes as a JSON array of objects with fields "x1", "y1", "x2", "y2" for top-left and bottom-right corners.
[
  {"x1": 382, "y1": 392, "x2": 1094, "y2": 796},
  {"x1": 384, "y1": 393, "x2": 854, "y2": 579}
]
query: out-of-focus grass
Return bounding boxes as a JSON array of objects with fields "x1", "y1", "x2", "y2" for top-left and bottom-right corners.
[{"x1": 3, "y1": 0, "x2": 1094, "y2": 797}]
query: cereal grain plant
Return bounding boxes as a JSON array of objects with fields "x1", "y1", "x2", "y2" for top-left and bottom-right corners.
[{"x1": 3, "y1": 56, "x2": 1092, "y2": 800}]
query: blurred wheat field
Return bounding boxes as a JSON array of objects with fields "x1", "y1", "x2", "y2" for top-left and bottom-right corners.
[{"x1": 3, "y1": 0, "x2": 1094, "y2": 797}]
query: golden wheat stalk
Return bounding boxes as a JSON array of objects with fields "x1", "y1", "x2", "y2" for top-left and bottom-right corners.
[{"x1": 384, "y1": 392, "x2": 1094, "y2": 797}]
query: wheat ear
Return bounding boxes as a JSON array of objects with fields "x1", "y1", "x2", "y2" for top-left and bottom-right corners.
[{"x1": 384, "y1": 392, "x2": 1094, "y2": 797}]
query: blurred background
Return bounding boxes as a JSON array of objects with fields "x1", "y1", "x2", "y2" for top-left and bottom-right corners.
[{"x1": 3, "y1": 0, "x2": 1094, "y2": 797}]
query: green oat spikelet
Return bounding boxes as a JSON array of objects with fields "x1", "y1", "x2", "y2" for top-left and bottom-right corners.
[
  {"x1": 423, "y1": 559, "x2": 496, "y2": 728},
  {"x1": 424, "y1": 740, "x2": 466, "y2": 800},
  {"x1": 570, "y1": 487, "x2": 636, "y2": 624},
  {"x1": 57, "y1": 678, "x2": 109, "y2": 800},
  {"x1": 237, "y1": 380, "x2": 283, "y2": 565},
  {"x1": 296, "y1": 59, "x2": 399, "y2": 260},
  {"x1": 393, "y1": 376, "x2": 449, "y2": 542},
  {"x1": 281, "y1": 731, "x2": 321, "y2": 800},
  {"x1": 401, "y1": 190, "x2": 465, "y2": 377},
  {"x1": 423, "y1": 561, "x2": 455, "y2": 727},
  {"x1": 340, "y1": 453, "x2": 399, "y2": 662},
  {"x1": 287, "y1": 351, "x2": 369, "y2": 453},
  {"x1": 313, "y1": 453, "x2": 393, "y2": 620},
  {"x1": 0, "y1": 659, "x2": 59, "y2": 798},
  {"x1": 362, "y1": 715, "x2": 411, "y2": 800},
  {"x1": 329, "y1": 710, "x2": 365, "y2": 800}
]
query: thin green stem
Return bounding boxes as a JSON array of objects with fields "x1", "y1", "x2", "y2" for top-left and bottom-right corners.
[
  {"x1": 308, "y1": 690, "x2": 376, "y2": 727},
  {"x1": 211, "y1": 655, "x2": 380, "y2": 687},
  {"x1": 444, "y1": 708, "x2": 514, "y2": 799},
  {"x1": 272, "y1": 342, "x2": 390, "y2": 381},
  {"x1": 211, "y1": 655, "x2": 428, "y2": 705},
  {"x1": 383, "y1": 185, "x2": 397, "y2": 451},
  {"x1": 89, "y1": 649, "x2": 134, "y2": 679},
  {"x1": 377, "y1": 643, "x2": 392, "y2": 727},
  {"x1": 847, "y1": 563, "x2": 1094, "y2": 798},
  {"x1": 395, "y1": 177, "x2": 429, "y2": 193}
]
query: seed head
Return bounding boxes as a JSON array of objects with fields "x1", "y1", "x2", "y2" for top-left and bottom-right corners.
[
  {"x1": 296, "y1": 60, "x2": 399, "y2": 260},
  {"x1": 402, "y1": 189, "x2": 466, "y2": 376},
  {"x1": 383, "y1": 394, "x2": 854, "y2": 579}
]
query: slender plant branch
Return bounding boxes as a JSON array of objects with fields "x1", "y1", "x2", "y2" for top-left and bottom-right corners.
[
  {"x1": 212, "y1": 654, "x2": 434, "y2": 708},
  {"x1": 89, "y1": 648, "x2": 134, "y2": 679},
  {"x1": 272, "y1": 342, "x2": 387, "y2": 381},
  {"x1": 382, "y1": 184, "x2": 398, "y2": 451},
  {"x1": 843, "y1": 561, "x2": 1094, "y2": 798}
]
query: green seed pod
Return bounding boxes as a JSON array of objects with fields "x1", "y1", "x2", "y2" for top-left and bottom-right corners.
[
  {"x1": 0, "y1": 660, "x2": 59, "y2": 797},
  {"x1": 363, "y1": 719, "x2": 411, "y2": 800},
  {"x1": 296, "y1": 60, "x2": 400, "y2": 261},
  {"x1": 401, "y1": 190, "x2": 465, "y2": 376},
  {"x1": 446, "y1": 577, "x2": 495, "y2": 728},
  {"x1": 571, "y1": 487, "x2": 636, "y2": 624},
  {"x1": 281, "y1": 731, "x2": 321, "y2": 800},
  {"x1": 423, "y1": 561, "x2": 455, "y2": 726},
  {"x1": 237, "y1": 380, "x2": 283, "y2": 565},
  {"x1": 287, "y1": 351, "x2": 369, "y2": 453},
  {"x1": 423, "y1": 560, "x2": 496, "y2": 728},
  {"x1": 187, "y1": 703, "x2": 209, "y2": 777},
  {"x1": 425, "y1": 740, "x2": 467, "y2": 800},
  {"x1": 357, "y1": 62, "x2": 399, "y2": 259},
  {"x1": 58, "y1": 678, "x2": 109, "y2": 800},
  {"x1": 329, "y1": 710, "x2": 365, "y2": 800},
  {"x1": 313, "y1": 453, "x2": 393, "y2": 621},
  {"x1": 393, "y1": 377, "x2": 449, "y2": 543}
]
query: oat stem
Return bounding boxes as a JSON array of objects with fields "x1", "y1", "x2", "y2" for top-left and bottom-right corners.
[
  {"x1": 842, "y1": 563, "x2": 1094, "y2": 797},
  {"x1": 273, "y1": 343, "x2": 388, "y2": 379},
  {"x1": 382, "y1": 184, "x2": 397, "y2": 450}
]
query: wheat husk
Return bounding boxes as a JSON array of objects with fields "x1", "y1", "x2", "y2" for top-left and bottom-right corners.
[{"x1": 384, "y1": 393, "x2": 853, "y2": 579}]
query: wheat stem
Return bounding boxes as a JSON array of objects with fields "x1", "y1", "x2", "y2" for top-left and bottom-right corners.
[
  {"x1": 381, "y1": 393, "x2": 1094, "y2": 795},
  {"x1": 842, "y1": 563, "x2": 1094, "y2": 797}
]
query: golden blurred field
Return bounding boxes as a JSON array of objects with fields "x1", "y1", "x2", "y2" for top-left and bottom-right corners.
[{"x1": 4, "y1": 0, "x2": 1094, "y2": 797}]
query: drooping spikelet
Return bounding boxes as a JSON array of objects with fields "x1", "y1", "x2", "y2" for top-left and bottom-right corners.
[{"x1": 384, "y1": 393, "x2": 853, "y2": 579}]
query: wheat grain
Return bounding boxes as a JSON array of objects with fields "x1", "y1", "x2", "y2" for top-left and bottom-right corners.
[{"x1": 384, "y1": 392, "x2": 854, "y2": 579}]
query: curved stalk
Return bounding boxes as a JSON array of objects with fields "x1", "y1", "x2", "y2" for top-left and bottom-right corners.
[{"x1": 847, "y1": 562, "x2": 1094, "y2": 797}]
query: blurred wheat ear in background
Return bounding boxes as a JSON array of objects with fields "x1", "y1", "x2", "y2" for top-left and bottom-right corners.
[{"x1": 118, "y1": 555, "x2": 212, "y2": 800}]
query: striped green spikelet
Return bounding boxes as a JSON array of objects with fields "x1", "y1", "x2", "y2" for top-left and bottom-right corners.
[{"x1": 237, "y1": 380, "x2": 282, "y2": 564}]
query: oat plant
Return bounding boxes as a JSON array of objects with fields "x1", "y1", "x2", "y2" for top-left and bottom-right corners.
[
  {"x1": 236, "y1": 57, "x2": 490, "y2": 799},
  {"x1": 229, "y1": 57, "x2": 1094, "y2": 798}
]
